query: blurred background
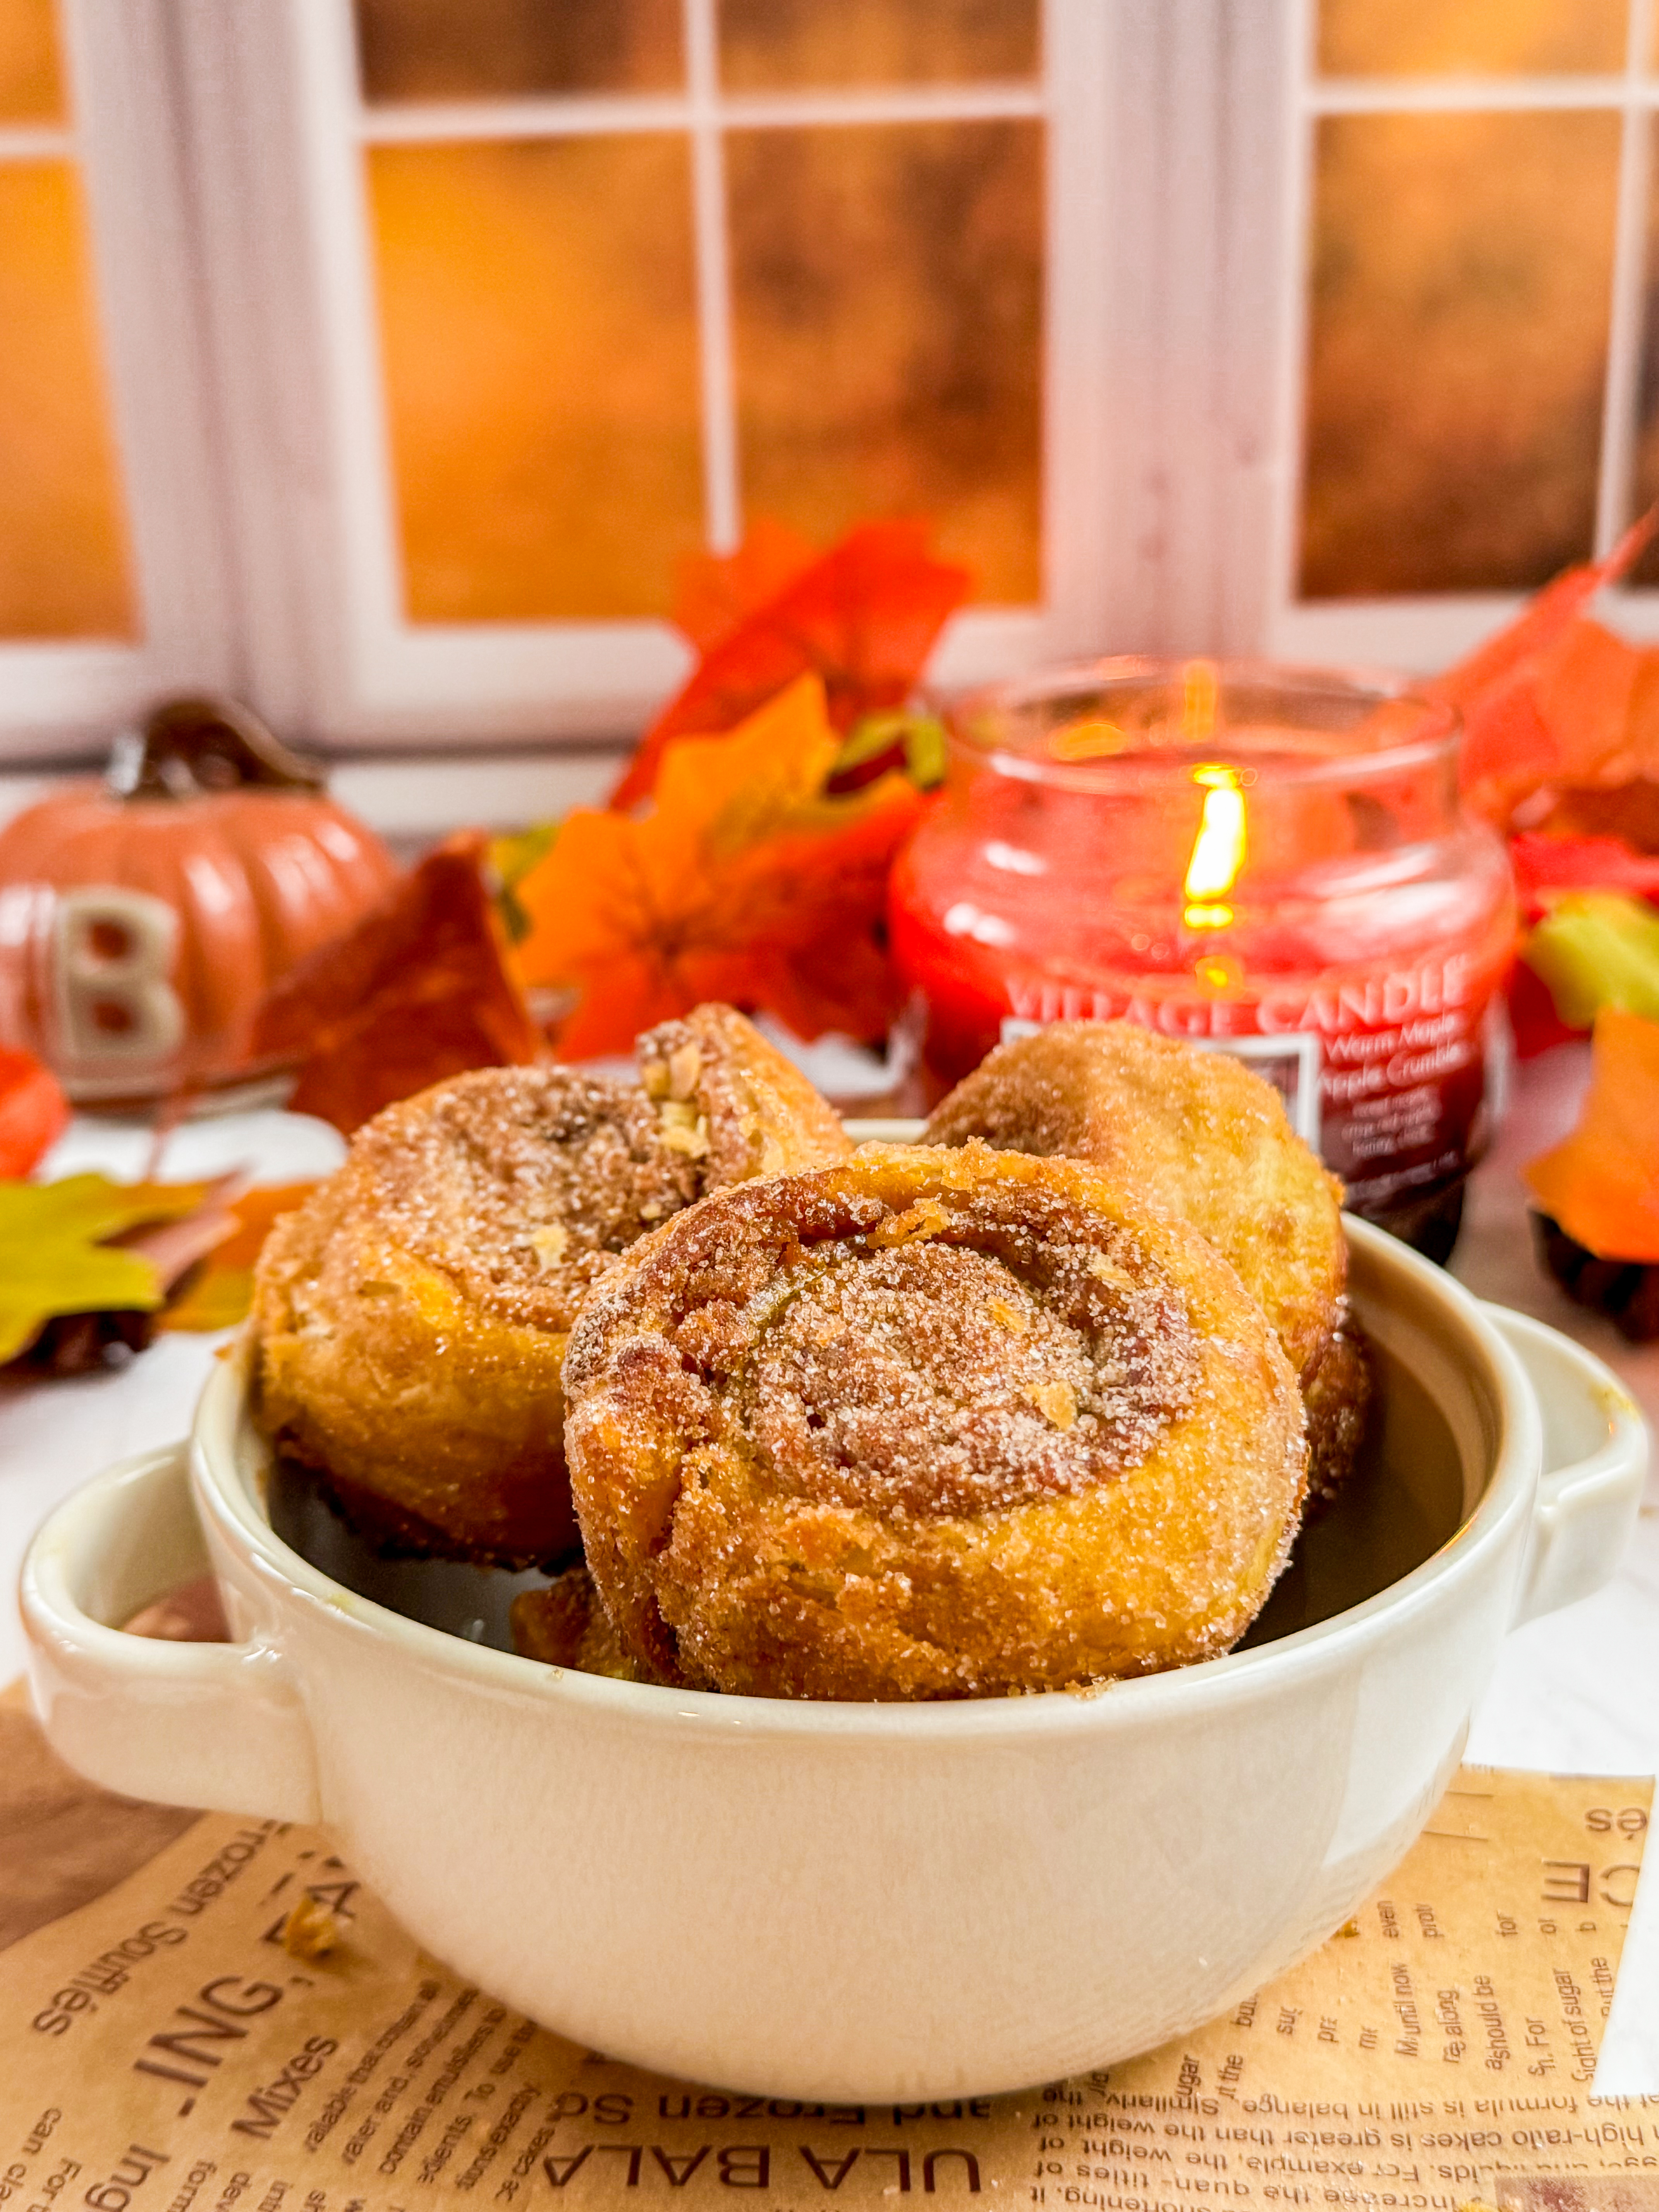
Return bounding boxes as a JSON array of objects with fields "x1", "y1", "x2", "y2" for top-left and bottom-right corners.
[{"x1": 5, "y1": 0, "x2": 1659, "y2": 831}]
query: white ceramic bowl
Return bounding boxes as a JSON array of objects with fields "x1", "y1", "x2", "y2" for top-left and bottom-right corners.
[{"x1": 21, "y1": 1219, "x2": 1647, "y2": 2103}]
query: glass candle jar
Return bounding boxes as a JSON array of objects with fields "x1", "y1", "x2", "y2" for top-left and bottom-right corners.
[{"x1": 889, "y1": 658, "x2": 1517, "y2": 1259}]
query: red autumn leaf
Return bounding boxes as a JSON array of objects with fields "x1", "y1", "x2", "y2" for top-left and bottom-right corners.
[
  {"x1": 253, "y1": 835, "x2": 542, "y2": 1134},
  {"x1": 1530, "y1": 775, "x2": 1659, "y2": 854},
  {"x1": 0, "y1": 1048, "x2": 68, "y2": 1178},
  {"x1": 672, "y1": 517, "x2": 817, "y2": 654},
  {"x1": 514, "y1": 674, "x2": 925, "y2": 1058},
  {"x1": 1510, "y1": 831, "x2": 1659, "y2": 924},
  {"x1": 1507, "y1": 959, "x2": 1583, "y2": 1060},
  {"x1": 611, "y1": 520, "x2": 971, "y2": 810},
  {"x1": 160, "y1": 1180, "x2": 318, "y2": 1332}
]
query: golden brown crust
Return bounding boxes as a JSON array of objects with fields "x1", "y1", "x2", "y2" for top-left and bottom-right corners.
[
  {"x1": 924, "y1": 1022, "x2": 1346, "y2": 1384},
  {"x1": 510, "y1": 1567, "x2": 657, "y2": 1681},
  {"x1": 564, "y1": 1142, "x2": 1308, "y2": 1700},
  {"x1": 253, "y1": 1005, "x2": 852, "y2": 1567},
  {"x1": 638, "y1": 1003, "x2": 852, "y2": 1183}
]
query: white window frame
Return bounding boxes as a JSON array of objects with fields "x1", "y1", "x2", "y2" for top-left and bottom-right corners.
[
  {"x1": 1264, "y1": 0, "x2": 1659, "y2": 670},
  {"x1": 175, "y1": 0, "x2": 1114, "y2": 750},
  {"x1": 33, "y1": 0, "x2": 1659, "y2": 775},
  {"x1": 0, "y1": 0, "x2": 234, "y2": 765}
]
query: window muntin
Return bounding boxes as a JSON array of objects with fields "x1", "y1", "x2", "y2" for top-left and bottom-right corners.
[
  {"x1": 343, "y1": 0, "x2": 1049, "y2": 676},
  {"x1": 1271, "y1": 0, "x2": 1659, "y2": 664}
]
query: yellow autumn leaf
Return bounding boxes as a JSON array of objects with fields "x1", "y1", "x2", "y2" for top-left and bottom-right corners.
[{"x1": 0, "y1": 1174, "x2": 212, "y2": 1364}]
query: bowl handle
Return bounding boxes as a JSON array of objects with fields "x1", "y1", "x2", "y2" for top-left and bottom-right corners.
[
  {"x1": 20, "y1": 1441, "x2": 320, "y2": 1822},
  {"x1": 1484, "y1": 1308, "x2": 1650, "y2": 1625}
]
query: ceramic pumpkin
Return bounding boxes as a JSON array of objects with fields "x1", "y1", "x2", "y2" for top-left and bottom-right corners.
[{"x1": 0, "y1": 696, "x2": 398, "y2": 1103}]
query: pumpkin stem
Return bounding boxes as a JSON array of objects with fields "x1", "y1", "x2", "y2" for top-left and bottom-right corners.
[{"x1": 109, "y1": 695, "x2": 326, "y2": 800}]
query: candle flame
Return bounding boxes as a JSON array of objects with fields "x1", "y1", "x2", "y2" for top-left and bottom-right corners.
[{"x1": 1183, "y1": 763, "x2": 1245, "y2": 931}]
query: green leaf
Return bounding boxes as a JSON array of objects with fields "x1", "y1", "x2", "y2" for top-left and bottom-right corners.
[
  {"x1": 902, "y1": 714, "x2": 947, "y2": 791},
  {"x1": 1523, "y1": 892, "x2": 1659, "y2": 1031},
  {"x1": 489, "y1": 821, "x2": 560, "y2": 945},
  {"x1": 832, "y1": 709, "x2": 948, "y2": 792}
]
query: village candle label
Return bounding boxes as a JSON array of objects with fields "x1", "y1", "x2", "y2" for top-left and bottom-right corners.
[
  {"x1": 891, "y1": 659, "x2": 1517, "y2": 1254},
  {"x1": 992, "y1": 948, "x2": 1507, "y2": 1216}
]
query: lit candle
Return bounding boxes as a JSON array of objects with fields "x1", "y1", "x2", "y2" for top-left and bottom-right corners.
[{"x1": 890, "y1": 659, "x2": 1517, "y2": 1258}]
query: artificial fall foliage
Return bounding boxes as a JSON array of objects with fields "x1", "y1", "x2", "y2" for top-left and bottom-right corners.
[
  {"x1": 252, "y1": 836, "x2": 542, "y2": 1135},
  {"x1": 1433, "y1": 510, "x2": 1659, "y2": 840},
  {"x1": 1428, "y1": 515, "x2": 1659, "y2": 1049},
  {"x1": 1520, "y1": 893, "x2": 1659, "y2": 1033},
  {"x1": 0, "y1": 1049, "x2": 67, "y2": 1178},
  {"x1": 1524, "y1": 1008, "x2": 1659, "y2": 1263},
  {"x1": 1510, "y1": 830, "x2": 1659, "y2": 922},
  {"x1": 0, "y1": 1173, "x2": 219, "y2": 1365},
  {"x1": 511, "y1": 673, "x2": 927, "y2": 1058},
  {"x1": 610, "y1": 519, "x2": 970, "y2": 811}
]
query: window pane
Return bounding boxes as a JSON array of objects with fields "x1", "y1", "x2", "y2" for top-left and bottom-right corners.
[
  {"x1": 1319, "y1": 0, "x2": 1625, "y2": 76},
  {"x1": 1300, "y1": 110, "x2": 1618, "y2": 599},
  {"x1": 0, "y1": 0, "x2": 62, "y2": 120},
  {"x1": 728, "y1": 120, "x2": 1042, "y2": 605},
  {"x1": 355, "y1": 0, "x2": 682, "y2": 102},
  {"x1": 369, "y1": 136, "x2": 703, "y2": 622},
  {"x1": 719, "y1": 0, "x2": 1037, "y2": 91},
  {"x1": 0, "y1": 163, "x2": 134, "y2": 639}
]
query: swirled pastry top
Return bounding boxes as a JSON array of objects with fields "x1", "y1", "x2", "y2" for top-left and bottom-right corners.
[
  {"x1": 925, "y1": 1021, "x2": 1346, "y2": 1384},
  {"x1": 564, "y1": 1142, "x2": 1308, "y2": 1699}
]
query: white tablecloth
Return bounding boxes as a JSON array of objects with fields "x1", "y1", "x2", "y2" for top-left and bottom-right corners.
[{"x1": 3, "y1": 1056, "x2": 1656, "y2": 2086}]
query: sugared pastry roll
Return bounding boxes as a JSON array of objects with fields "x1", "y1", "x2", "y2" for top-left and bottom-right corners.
[
  {"x1": 252, "y1": 1005, "x2": 851, "y2": 1568},
  {"x1": 924, "y1": 1021, "x2": 1346, "y2": 1384},
  {"x1": 563, "y1": 1141, "x2": 1308, "y2": 1700},
  {"x1": 510, "y1": 1566, "x2": 657, "y2": 1683}
]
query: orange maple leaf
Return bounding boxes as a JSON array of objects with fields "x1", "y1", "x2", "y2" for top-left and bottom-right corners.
[
  {"x1": 1524, "y1": 1007, "x2": 1659, "y2": 1261},
  {"x1": 512, "y1": 674, "x2": 925, "y2": 1058},
  {"x1": 1431, "y1": 509, "x2": 1658, "y2": 821},
  {"x1": 610, "y1": 519, "x2": 970, "y2": 810}
]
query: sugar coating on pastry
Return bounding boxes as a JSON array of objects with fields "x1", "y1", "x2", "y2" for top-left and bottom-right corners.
[
  {"x1": 511, "y1": 1566, "x2": 656, "y2": 1682},
  {"x1": 564, "y1": 1141, "x2": 1308, "y2": 1700},
  {"x1": 924, "y1": 1021, "x2": 1346, "y2": 1387},
  {"x1": 637, "y1": 1002, "x2": 850, "y2": 1183},
  {"x1": 253, "y1": 1006, "x2": 852, "y2": 1568}
]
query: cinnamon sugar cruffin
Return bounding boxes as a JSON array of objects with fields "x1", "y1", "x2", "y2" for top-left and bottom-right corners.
[
  {"x1": 563, "y1": 1141, "x2": 1309, "y2": 1700},
  {"x1": 925, "y1": 1021, "x2": 1369, "y2": 1506},
  {"x1": 925, "y1": 1022, "x2": 1346, "y2": 1386},
  {"x1": 252, "y1": 1005, "x2": 851, "y2": 1568}
]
